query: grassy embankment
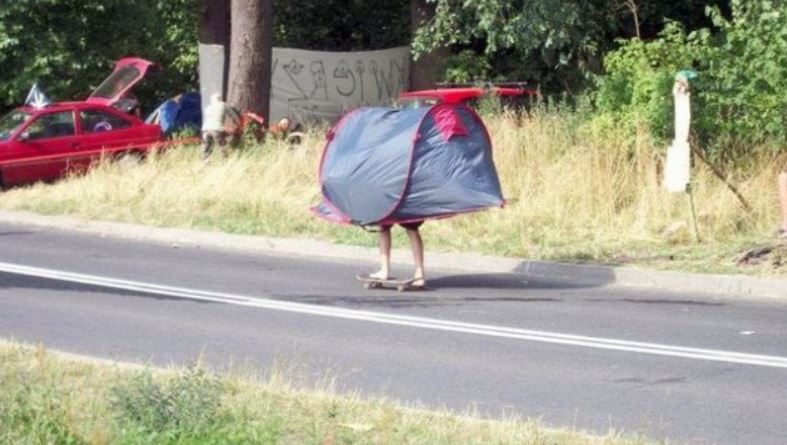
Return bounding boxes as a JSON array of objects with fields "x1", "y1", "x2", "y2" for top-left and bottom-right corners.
[
  {"x1": 0, "y1": 340, "x2": 658, "y2": 445},
  {"x1": 0, "y1": 108, "x2": 784, "y2": 275}
]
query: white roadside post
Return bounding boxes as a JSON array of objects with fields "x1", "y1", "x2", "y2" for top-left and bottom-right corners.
[{"x1": 663, "y1": 70, "x2": 701, "y2": 242}]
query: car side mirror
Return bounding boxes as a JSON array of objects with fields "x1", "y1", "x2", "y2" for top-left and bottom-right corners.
[{"x1": 17, "y1": 132, "x2": 30, "y2": 142}]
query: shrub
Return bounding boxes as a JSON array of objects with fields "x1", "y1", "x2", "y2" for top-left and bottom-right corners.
[
  {"x1": 595, "y1": 0, "x2": 787, "y2": 158},
  {"x1": 109, "y1": 366, "x2": 224, "y2": 437},
  {"x1": 0, "y1": 369, "x2": 87, "y2": 444},
  {"x1": 443, "y1": 50, "x2": 494, "y2": 83}
]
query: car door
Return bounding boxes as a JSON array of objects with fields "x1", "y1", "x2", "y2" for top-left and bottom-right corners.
[
  {"x1": 73, "y1": 108, "x2": 138, "y2": 167},
  {"x1": 2, "y1": 110, "x2": 77, "y2": 186}
]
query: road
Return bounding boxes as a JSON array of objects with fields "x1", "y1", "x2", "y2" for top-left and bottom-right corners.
[{"x1": 0, "y1": 220, "x2": 786, "y2": 444}]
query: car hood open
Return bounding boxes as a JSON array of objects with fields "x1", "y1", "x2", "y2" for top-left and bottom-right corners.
[{"x1": 86, "y1": 57, "x2": 155, "y2": 106}]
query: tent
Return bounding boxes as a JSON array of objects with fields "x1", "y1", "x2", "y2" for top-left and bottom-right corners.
[
  {"x1": 146, "y1": 92, "x2": 202, "y2": 136},
  {"x1": 312, "y1": 103, "x2": 504, "y2": 227}
]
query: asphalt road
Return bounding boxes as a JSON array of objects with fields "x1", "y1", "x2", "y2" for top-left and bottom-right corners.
[{"x1": 0, "y1": 221, "x2": 786, "y2": 444}]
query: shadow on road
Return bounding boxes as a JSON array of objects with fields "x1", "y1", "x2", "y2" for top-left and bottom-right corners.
[
  {"x1": 0, "y1": 271, "x2": 217, "y2": 304},
  {"x1": 427, "y1": 273, "x2": 598, "y2": 290},
  {"x1": 281, "y1": 272, "x2": 605, "y2": 309},
  {"x1": 588, "y1": 297, "x2": 725, "y2": 306},
  {"x1": 0, "y1": 230, "x2": 37, "y2": 237}
]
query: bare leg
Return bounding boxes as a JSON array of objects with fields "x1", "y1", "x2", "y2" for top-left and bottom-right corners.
[
  {"x1": 370, "y1": 229, "x2": 391, "y2": 279},
  {"x1": 406, "y1": 228, "x2": 425, "y2": 286},
  {"x1": 779, "y1": 172, "x2": 787, "y2": 235}
]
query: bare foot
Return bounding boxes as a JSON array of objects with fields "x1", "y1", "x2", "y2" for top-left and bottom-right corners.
[
  {"x1": 369, "y1": 270, "x2": 389, "y2": 280},
  {"x1": 411, "y1": 277, "x2": 426, "y2": 288}
]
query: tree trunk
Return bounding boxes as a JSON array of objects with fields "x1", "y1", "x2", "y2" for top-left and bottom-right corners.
[
  {"x1": 409, "y1": 0, "x2": 449, "y2": 90},
  {"x1": 198, "y1": 0, "x2": 231, "y2": 97},
  {"x1": 227, "y1": 0, "x2": 273, "y2": 118}
]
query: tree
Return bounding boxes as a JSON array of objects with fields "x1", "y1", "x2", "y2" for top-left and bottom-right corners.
[
  {"x1": 227, "y1": 0, "x2": 273, "y2": 117},
  {"x1": 410, "y1": 0, "x2": 731, "y2": 93},
  {"x1": 410, "y1": 0, "x2": 448, "y2": 89}
]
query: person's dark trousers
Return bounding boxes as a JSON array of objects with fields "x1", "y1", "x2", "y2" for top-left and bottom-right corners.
[{"x1": 201, "y1": 131, "x2": 226, "y2": 159}]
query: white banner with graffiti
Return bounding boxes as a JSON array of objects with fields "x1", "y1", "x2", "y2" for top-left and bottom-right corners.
[
  {"x1": 270, "y1": 46, "x2": 410, "y2": 123},
  {"x1": 197, "y1": 45, "x2": 410, "y2": 124}
]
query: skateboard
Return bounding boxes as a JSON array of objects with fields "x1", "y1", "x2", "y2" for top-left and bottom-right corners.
[{"x1": 356, "y1": 274, "x2": 424, "y2": 292}]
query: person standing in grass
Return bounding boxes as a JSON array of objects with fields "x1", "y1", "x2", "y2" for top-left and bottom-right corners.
[
  {"x1": 201, "y1": 93, "x2": 228, "y2": 159},
  {"x1": 369, "y1": 222, "x2": 426, "y2": 289}
]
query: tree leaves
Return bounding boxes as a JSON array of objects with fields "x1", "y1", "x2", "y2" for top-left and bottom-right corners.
[
  {"x1": 0, "y1": 0, "x2": 198, "y2": 112},
  {"x1": 595, "y1": 0, "x2": 787, "y2": 155}
]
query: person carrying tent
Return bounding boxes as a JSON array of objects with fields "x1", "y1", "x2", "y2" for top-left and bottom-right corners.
[{"x1": 312, "y1": 103, "x2": 505, "y2": 289}]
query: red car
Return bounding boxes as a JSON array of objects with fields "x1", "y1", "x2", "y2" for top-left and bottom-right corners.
[
  {"x1": 0, "y1": 58, "x2": 162, "y2": 188},
  {"x1": 396, "y1": 84, "x2": 538, "y2": 109}
]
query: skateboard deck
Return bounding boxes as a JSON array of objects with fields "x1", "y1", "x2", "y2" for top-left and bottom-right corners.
[{"x1": 356, "y1": 274, "x2": 424, "y2": 292}]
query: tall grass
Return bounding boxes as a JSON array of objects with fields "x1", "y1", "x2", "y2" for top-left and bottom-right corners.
[
  {"x1": 0, "y1": 107, "x2": 783, "y2": 274},
  {"x1": 0, "y1": 341, "x2": 658, "y2": 444}
]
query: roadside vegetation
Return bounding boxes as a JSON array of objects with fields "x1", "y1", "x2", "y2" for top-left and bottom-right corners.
[
  {"x1": 0, "y1": 340, "x2": 658, "y2": 445},
  {"x1": 0, "y1": 104, "x2": 783, "y2": 276},
  {"x1": 1, "y1": 1, "x2": 784, "y2": 275}
]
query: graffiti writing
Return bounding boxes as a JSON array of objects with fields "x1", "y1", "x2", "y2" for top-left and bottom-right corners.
[
  {"x1": 333, "y1": 60, "x2": 355, "y2": 97},
  {"x1": 270, "y1": 47, "x2": 410, "y2": 123}
]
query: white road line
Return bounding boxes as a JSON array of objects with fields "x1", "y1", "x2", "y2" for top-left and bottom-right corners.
[{"x1": 2, "y1": 261, "x2": 786, "y2": 369}]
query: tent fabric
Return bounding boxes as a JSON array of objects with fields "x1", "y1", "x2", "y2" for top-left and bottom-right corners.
[
  {"x1": 312, "y1": 103, "x2": 504, "y2": 227},
  {"x1": 156, "y1": 100, "x2": 179, "y2": 134},
  {"x1": 148, "y1": 92, "x2": 202, "y2": 136},
  {"x1": 174, "y1": 92, "x2": 202, "y2": 132}
]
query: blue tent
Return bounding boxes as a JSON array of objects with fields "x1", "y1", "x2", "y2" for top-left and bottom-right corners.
[
  {"x1": 312, "y1": 104, "x2": 504, "y2": 227},
  {"x1": 148, "y1": 92, "x2": 202, "y2": 136}
]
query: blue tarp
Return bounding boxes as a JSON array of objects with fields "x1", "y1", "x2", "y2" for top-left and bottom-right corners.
[
  {"x1": 151, "y1": 92, "x2": 202, "y2": 136},
  {"x1": 312, "y1": 104, "x2": 504, "y2": 226}
]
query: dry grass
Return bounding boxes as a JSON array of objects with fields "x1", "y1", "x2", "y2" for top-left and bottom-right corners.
[
  {"x1": 0, "y1": 109, "x2": 784, "y2": 275},
  {"x1": 0, "y1": 340, "x2": 659, "y2": 444}
]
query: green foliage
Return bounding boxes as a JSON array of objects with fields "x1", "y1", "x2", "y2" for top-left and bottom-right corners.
[
  {"x1": 411, "y1": 1, "x2": 730, "y2": 94},
  {"x1": 594, "y1": 22, "x2": 710, "y2": 140},
  {"x1": 273, "y1": 0, "x2": 409, "y2": 50},
  {"x1": 0, "y1": 368, "x2": 86, "y2": 444},
  {"x1": 412, "y1": 0, "x2": 619, "y2": 91},
  {"x1": 0, "y1": 0, "x2": 199, "y2": 113},
  {"x1": 1, "y1": 343, "x2": 658, "y2": 445},
  {"x1": 442, "y1": 50, "x2": 493, "y2": 83},
  {"x1": 595, "y1": 0, "x2": 787, "y2": 155},
  {"x1": 702, "y1": 0, "x2": 787, "y2": 146},
  {"x1": 109, "y1": 366, "x2": 224, "y2": 436}
]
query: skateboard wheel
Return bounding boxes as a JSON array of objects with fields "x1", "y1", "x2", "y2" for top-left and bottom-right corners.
[
  {"x1": 397, "y1": 285, "x2": 406, "y2": 292},
  {"x1": 364, "y1": 283, "x2": 372, "y2": 290}
]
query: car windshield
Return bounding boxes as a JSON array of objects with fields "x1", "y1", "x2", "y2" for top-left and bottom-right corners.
[{"x1": 0, "y1": 110, "x2": 31, "y2": 142}]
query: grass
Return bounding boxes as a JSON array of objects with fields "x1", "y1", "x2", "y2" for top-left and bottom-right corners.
[
  {"x1": 0, "y1": 107, "x2": 785, "y2": 276},
  {"x1": 0, "y1": 340, "x2": 661, "y2": 445}
]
